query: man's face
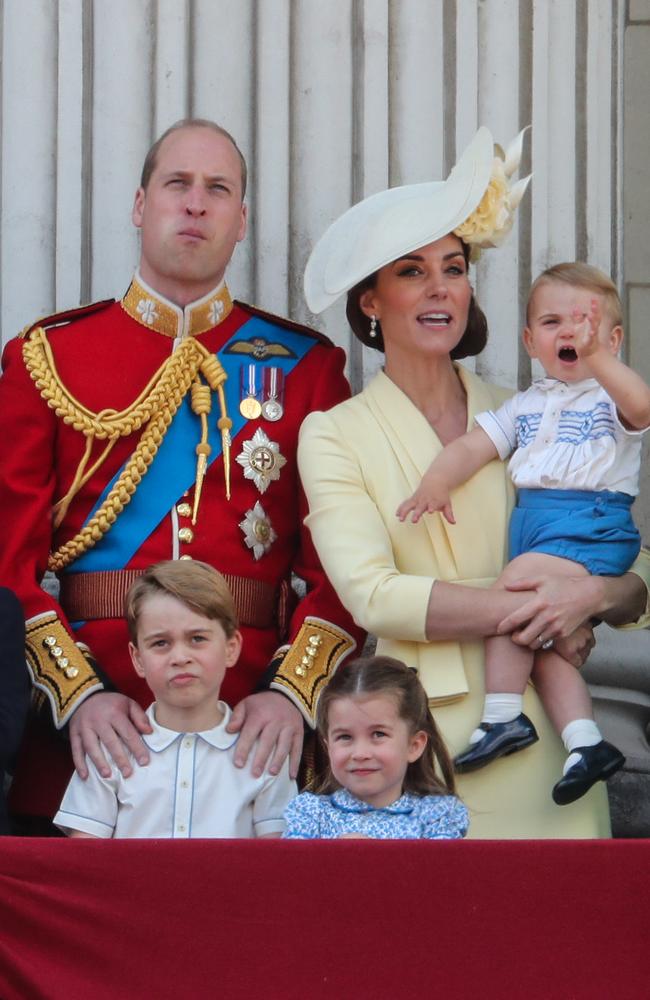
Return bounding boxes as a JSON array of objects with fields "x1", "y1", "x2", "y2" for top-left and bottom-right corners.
[{"x1": 132, "y1": 126, "x2": 247, "y2": 306}]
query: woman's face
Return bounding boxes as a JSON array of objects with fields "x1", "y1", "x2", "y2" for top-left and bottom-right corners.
[{"x1": 359, "y1": 234, "x2": 471, "y2": 362}]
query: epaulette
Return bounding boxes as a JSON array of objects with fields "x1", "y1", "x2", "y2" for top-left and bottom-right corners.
[
  {"x1": 235, "y1": 300, "x2": 336, "y2": 348},
  {"x1": 19, "y1": 299, "x2": 115, "y2": 339}
]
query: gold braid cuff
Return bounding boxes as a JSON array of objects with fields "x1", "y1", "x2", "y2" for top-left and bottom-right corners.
[
  {"x1": 25, "y1": 612, "x2": 103, "y2": 728},
  {"x1": 270, "y1": 617, "x2": 356, "y2": 727},
  {"x1": 22, "y1": 327, "x2": 229, "y2": 572}
]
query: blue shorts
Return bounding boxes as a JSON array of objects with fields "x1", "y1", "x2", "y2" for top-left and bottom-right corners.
[{"x1": 509, "y1": 488, "x2": 641, "y2": 576}]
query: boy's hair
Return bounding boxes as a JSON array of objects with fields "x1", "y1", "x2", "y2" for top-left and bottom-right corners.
[
  {"x1": 527, "y1": 261, "x2": 622, "y2": 327},
  {"x1": 126, "y1": 561, "x2": 239, "y2": 643},
  {"x1": 139, "y1": 118, "x2": 248, "y2": 198},
  {"x1": 314, "y1": 655, "x2": 458, "y2": 798}
]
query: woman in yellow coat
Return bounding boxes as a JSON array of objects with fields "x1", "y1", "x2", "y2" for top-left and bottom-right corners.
[{"x1": 298, "y1": 128, "x2": 649, "y2": 838}]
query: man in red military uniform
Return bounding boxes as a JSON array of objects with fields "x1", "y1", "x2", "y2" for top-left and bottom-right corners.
[{"x1": 0, "y1": 120, "x2": 363, "y2": 824}]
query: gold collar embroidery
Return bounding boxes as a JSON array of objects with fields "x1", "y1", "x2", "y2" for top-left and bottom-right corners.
[{"x1": 121, "y1": 273, "x2": 234, "y2": 339}]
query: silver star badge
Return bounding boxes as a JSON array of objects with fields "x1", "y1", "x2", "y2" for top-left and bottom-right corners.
[
  {"x1": 239, "y1": 502, "x2": 277, "y2": 560},
  {"x1": 236, "y1": 428, "x2": 287, "y2": 494}
]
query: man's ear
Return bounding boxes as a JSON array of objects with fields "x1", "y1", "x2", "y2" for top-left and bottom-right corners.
[
  {"x1": 236, "y1": 203, "x2": 247, "y2": 243},
  {"x1": 132, "y1": 187, "x2": 145, "y2": 229},
  {"x1": 129, "y1": 641, "x2": 146, "y2": 678}
]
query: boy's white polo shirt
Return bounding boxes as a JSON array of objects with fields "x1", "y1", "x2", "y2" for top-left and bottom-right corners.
[{"x1": 54, "y1": 702, "x2": 296, "y2": 838}]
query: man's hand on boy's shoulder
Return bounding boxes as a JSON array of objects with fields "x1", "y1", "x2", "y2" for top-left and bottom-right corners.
[
  {"x1": 69, "y1": 691, "x2": 152, "y2": 780},
  {"x1": 226, "y1": 691, "x2": 303, "y2": 780}
]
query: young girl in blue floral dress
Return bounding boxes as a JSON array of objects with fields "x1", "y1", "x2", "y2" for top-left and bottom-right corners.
[{"x1": 283, "y1": 656, "x2": 468, "y2": 839}]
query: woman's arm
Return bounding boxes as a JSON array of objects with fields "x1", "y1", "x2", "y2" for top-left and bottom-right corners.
[
  {"x1": 424, "y1": 578, "x2": 542, "y2": 641},
  {"x1": 497, "y1": 567, "x2": 648, "y2": 644},
  {"x1": 298, "y1": 408, "x2": 588, "y2": 647}
]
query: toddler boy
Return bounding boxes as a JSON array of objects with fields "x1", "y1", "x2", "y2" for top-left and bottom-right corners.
[{"x1": 54, "y1": 561, "x2": 296, "y2": 837}]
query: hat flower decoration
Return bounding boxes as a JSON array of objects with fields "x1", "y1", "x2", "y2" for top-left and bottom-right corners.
[{"x1": 453, "y1": 127, "x2": 531, "y2": 261}]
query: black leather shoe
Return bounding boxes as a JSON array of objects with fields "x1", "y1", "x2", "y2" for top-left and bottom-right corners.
[
  {"x1": 552, "y1": 741, "x2": 625, "y2": 806},
  {"x1": 454, "y1": 714, "x2": 539, "y2": 773}
]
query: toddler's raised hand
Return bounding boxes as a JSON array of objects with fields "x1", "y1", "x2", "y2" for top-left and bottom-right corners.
[
  {"x1": 573, "y1": 298, "x2": 602, "y2": 358},
  {"x1": 396, "y1": 473, "x2": 455, "y2": 525}
]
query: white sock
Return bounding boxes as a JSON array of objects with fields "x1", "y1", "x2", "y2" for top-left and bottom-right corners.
[
  {"x1": 469, "y1": 693, "x2": 523, "y2": 745},
  {"x1": 561, "y1": 719, "x2": 602, "y2": 774}
]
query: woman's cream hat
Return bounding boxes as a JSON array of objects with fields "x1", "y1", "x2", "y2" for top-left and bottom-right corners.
[{"x1": 304, "y1": 126, "x2": 530, "y2": 314}]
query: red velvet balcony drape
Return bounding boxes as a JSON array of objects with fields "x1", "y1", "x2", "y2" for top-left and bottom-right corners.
[{"x1": 0, "y1": 839, "x2": 646, "y2": 999}]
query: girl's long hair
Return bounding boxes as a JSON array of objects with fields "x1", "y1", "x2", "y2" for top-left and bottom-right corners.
[{"x1": 314, "y1": 655, "x2": 458, "y2": 798}]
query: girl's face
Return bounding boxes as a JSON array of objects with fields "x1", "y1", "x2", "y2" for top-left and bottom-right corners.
[
  {"x1": 359, "y1": 234, "x2": 472, "y2": 365},
  {"x1": 325, "y1": 694, "x2": 427, "y2": 808}
]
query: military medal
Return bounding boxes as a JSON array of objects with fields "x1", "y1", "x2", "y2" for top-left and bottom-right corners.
[
  {"x1": 236, "y1": 428, "x2": 286, "y2": 494},
  {"x1": 239, "y1": 363, "x2": 262, "y2": 419},
  {"x1": 239, "y1": 501, "x2": 277, "y2": 560},
  {"x1": 262, "y1": 367, "x2": 285, "y2": 421}
]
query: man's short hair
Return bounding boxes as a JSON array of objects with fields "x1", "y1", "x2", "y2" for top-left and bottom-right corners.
[
  {"x1": 126, "y1": 561, "x2": 239, "y2": 642},
  {"x1": 139, "y1": 118, "x2": 248, "y2": 198}
]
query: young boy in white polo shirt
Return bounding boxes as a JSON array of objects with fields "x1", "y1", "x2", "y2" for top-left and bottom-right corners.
[{"x1": 54, "y1": 561, "x2": 296, "y2": 838}]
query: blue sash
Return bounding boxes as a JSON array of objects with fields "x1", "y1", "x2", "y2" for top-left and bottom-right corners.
[{"x1": 67, "y1": 316, "x2": 316, "y2": 573}]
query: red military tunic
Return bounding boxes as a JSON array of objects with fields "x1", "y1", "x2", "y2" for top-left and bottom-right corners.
[{"x1": 0, "y1": 275, "x2": 363, "y2": 816}]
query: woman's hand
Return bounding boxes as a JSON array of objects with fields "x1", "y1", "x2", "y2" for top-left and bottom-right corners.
[{"x1": 496, "y1": 573, "x2": 604, "y2": 647}]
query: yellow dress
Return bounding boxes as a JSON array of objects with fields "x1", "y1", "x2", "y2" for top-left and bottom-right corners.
[{"x1": 298, "y1": 365, "x2": 612, "y2": 838}]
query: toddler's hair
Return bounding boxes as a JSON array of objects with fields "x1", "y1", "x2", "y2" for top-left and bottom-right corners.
[
  {"x1": 527, "y1": 261, "x2": 622, "y2": 327},
  {"x1": 125, "y1": 560, "x2": 239, "y2": 643},
  {"x1": 315, "y1": 655, "x2": 458, "y2": 797}
]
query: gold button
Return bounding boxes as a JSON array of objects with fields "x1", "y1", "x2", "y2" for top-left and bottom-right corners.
[
  {"x1": 56, "y1": 657, "x2": 69, "y2": 669},
  {"x1": 43, "y1": 635, "x2": 57, "y2": 648},
  {"x1": 178, "y1": 527, "x2": 194, "y2": 544},
  {"x1": 65, "y1": 666, "x2": 79, "y2": 679},
  {"x1": 295, "y1": 666, "x2": 307, "y2": 677},
  {"x1": 176, "y1": 502, "x2": 192, "y2": 517},
  {"x1": 52, "y1": 646, "x2": 63, "y2": 658},
  {"x1": 180, "y1": 554, "x2": 193, "y2": 561}
]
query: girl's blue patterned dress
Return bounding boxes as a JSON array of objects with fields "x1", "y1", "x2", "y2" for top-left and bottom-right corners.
[{"x1": 283, "y1": 789, "x2": 468, "y2": 839}]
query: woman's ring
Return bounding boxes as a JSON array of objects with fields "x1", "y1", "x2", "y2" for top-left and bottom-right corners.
[{"x1": 540, "y1": 637, "x2": 554, "y2": 650}]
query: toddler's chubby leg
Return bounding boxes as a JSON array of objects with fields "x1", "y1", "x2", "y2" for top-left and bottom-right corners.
[
  {"x1": 502, "y1": 553, "x2": 626, "y2": 802},
  {"x1": 455, "y1": 551, "x2": 587, "y2": 774}
]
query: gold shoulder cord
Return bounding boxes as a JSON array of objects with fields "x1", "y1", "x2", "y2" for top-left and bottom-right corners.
[{"x1": 22, "y1": 327, "x2": 232, "y2": 573}]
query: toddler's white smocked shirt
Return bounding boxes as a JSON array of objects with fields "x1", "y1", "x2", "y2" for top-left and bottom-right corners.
[{"x1": 475, "y1": 378, "x2": 646, "y2": 495}]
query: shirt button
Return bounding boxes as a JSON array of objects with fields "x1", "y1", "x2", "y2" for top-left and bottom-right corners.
[
  {"x1": 176, "y1": 502, "x2": 192, "y2": 517},
  {"x1": 178, "y1": 527, "x2": 194, "y2": 544},
  {"x1": 181, "y1": 780, "x2": 189, "y2": 788},
  {"x1": 184, "y1": 739, "x2": 192, "y2": 749},
  {"x1": 177, "y1": 825, "x2": 186, "y2": 833}
]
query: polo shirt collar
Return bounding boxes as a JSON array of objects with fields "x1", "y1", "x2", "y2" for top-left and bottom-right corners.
[
  {"x1": 121, "y1": 271, "x2": 234, "y2": 339},
  {"x1": 142, "y1": 702, "x2": 239, "y2": 752},
  {"x1": 330, "y1": 788, "x2": 417, "y2": 815}
]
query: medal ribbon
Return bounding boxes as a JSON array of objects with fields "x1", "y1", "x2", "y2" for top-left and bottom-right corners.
[{"x1": 67, "y1": 316, "x2": 316, "y2": 573}]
